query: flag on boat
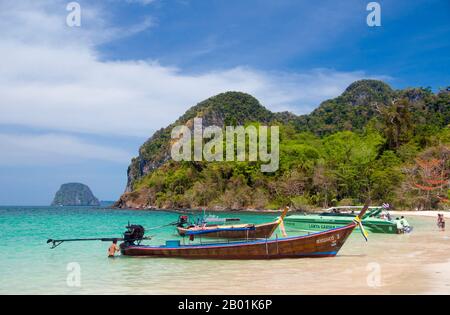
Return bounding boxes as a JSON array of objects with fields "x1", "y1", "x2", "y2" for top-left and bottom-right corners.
[{"x1": 353, "y1": 215, "x2": 369, "y2": 242}]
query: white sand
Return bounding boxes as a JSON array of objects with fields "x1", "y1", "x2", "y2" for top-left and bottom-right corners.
[
  {"x1": 391, "y1": 210, "x2": 450, "y2": 218},
  {"x1": 423, "y1": 259, "x2": 450, "y2": 294}
]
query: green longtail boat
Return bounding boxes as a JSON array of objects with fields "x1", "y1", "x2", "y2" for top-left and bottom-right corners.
[{"x1": 284, "y1": 206, "x2": 412, "y2": 234}]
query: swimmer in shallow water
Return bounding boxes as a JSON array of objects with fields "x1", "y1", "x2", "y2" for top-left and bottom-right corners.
[{"x1": 108, "y1": 239, "x2": 120, "y2": 257}]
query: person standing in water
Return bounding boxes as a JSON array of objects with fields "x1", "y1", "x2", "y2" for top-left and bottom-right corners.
[
  {"x1": 437, "y1": 214, "x2": 446, "y2": 231},
  {"x1": 108, "y1": 239, "x2": 120, "y2": 257},
  {"x1": 399, "y1": 216, "x2": 412, "y2": 233}
]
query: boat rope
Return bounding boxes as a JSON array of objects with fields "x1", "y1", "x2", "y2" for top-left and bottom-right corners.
[{"x1": 144, "y1": 221, "x2": 179, "y2": 231}]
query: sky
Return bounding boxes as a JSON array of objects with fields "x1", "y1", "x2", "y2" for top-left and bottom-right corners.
[{"x1": 0, "y1": 0, "x2": 449, "y2": 205}]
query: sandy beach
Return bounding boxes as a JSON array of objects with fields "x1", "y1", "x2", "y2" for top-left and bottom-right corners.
[
  {"x1": 116, "y1": 215, "x2": 450, "y2": 295},
  {"x1": 390, "y1": 210, "x2": 450, "y2": 218}
]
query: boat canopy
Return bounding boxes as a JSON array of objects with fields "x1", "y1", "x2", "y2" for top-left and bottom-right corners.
[{"x1": 322, "y1": 206, "x2": 389, "y2": 219}]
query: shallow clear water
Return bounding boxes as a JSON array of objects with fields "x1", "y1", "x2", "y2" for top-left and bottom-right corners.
[
  {"x1": 0, "y1": 206, "x2": 448, "y2": 295},
  {"x1": 0, "y1": 206, "x2": 278, "y2": 294}
]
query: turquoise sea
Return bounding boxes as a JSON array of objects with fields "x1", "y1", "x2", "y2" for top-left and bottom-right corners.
[
  {"x1": 0, "y1": 206, "x2": 446, "y2": 294},
  {"x1": 0, "y1": 206, "x2": 279, "y2": 294}
]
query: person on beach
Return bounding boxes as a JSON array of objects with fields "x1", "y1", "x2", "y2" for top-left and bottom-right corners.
[
  {"x1": 395, "y1": 218, "x2": 402, "y2": 231},
  {"x1": 400, "y1": 216, "x2": 409, "y2": 226},
  {"x1": 394, "y1": 217, "x2": 410, "y2": 233},
  {"x1": 387, "y1": 212, "x2": 392, "y2": 221},
  {"x1": 399, "y1": 216, "x2": 412, "y2": 233},
  {"x1": 108, "y1": 239, "x2": 120, "y2": 257},
  {"x1": 437, "y1": 214, "x2": 445, "y2": 231}
]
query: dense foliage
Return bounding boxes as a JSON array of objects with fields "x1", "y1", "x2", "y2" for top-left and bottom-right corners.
[{"x1": 119, "y1": 80, "x2": 450, "y2": 210}]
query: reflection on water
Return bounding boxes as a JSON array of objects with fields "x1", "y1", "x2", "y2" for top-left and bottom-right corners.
[{"x1": 0, "y1": 206, "x2": 449, "y2": 294}]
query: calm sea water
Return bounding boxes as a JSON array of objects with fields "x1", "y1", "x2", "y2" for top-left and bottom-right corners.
[
  {"x1": 0, "y1": 206, "x2": 446, "y2": 294},
  {"x1": 0, "y1": 206, "x2": 279, "y2": 294}
]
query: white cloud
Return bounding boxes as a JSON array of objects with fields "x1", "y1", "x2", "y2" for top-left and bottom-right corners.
[
  {"x1": 0, "y1": 133, "x2": 132, "y2": 165},
  {"x1": 0, "y1": 0, "x2": 154, "y2": 47},
  {"x1": 0, "y1": 51, "x2": 374, "y2": 137},
  {"x1": 0, "y1": 0, "x2": 387, "y2": 165}
]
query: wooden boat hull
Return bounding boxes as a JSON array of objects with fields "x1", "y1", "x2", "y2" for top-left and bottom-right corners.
[
  {"x1": 120, "y1": 223, "x2": 356, "y2": 259},
  {"x1": 176, "y1": 221, "x2": 280, "y2": 239},
  {"x1": 284, "y1": 215, "x2": 399, "y2": 234}
]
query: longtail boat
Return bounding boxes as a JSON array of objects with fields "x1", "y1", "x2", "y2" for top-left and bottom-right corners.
[
  {"x1": 176, "y1": 207, "x2": 289, "y2": 239},
  {"x1": 47, "y1": 201, "x2": 369, "y2": 259},
  {"x1": 119, "y1": 202, "x2": 370, "y2": 259}
]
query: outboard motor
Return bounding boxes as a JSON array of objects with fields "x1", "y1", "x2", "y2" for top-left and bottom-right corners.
[
  {"x1": 177, "y1": 215, "x2": 189, "y2": 227},
  {"x1": 123, "y1": 224, "x2": 145, "y2": 245}
]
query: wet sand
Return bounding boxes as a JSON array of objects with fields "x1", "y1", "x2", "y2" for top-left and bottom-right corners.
[{"x1": 424, "y1": 259, "x2": 450, "y2": 294}]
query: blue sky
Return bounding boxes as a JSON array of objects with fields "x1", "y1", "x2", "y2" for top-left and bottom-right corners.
[
  {"x1": 0, "y1": 0, "x2": 448, "y2": 205},
  {"x1": 98, "y1": 0, "x2": 450, "y2": 87}
]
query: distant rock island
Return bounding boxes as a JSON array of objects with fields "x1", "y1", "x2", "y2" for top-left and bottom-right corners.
[{"x1": 51, "y1": 183, "x2": 100, "y2": 206}]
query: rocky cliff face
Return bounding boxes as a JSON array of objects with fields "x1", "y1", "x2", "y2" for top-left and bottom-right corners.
[
  {"x1": 124, "y1": 91, "x2": 286, "y2": 193},
  {"x1": 122, "y1": 81, "x2": 394, "y2": 194},
  {"x1": 51, "y1": 183, "x2": 100, "y2": 206}
]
